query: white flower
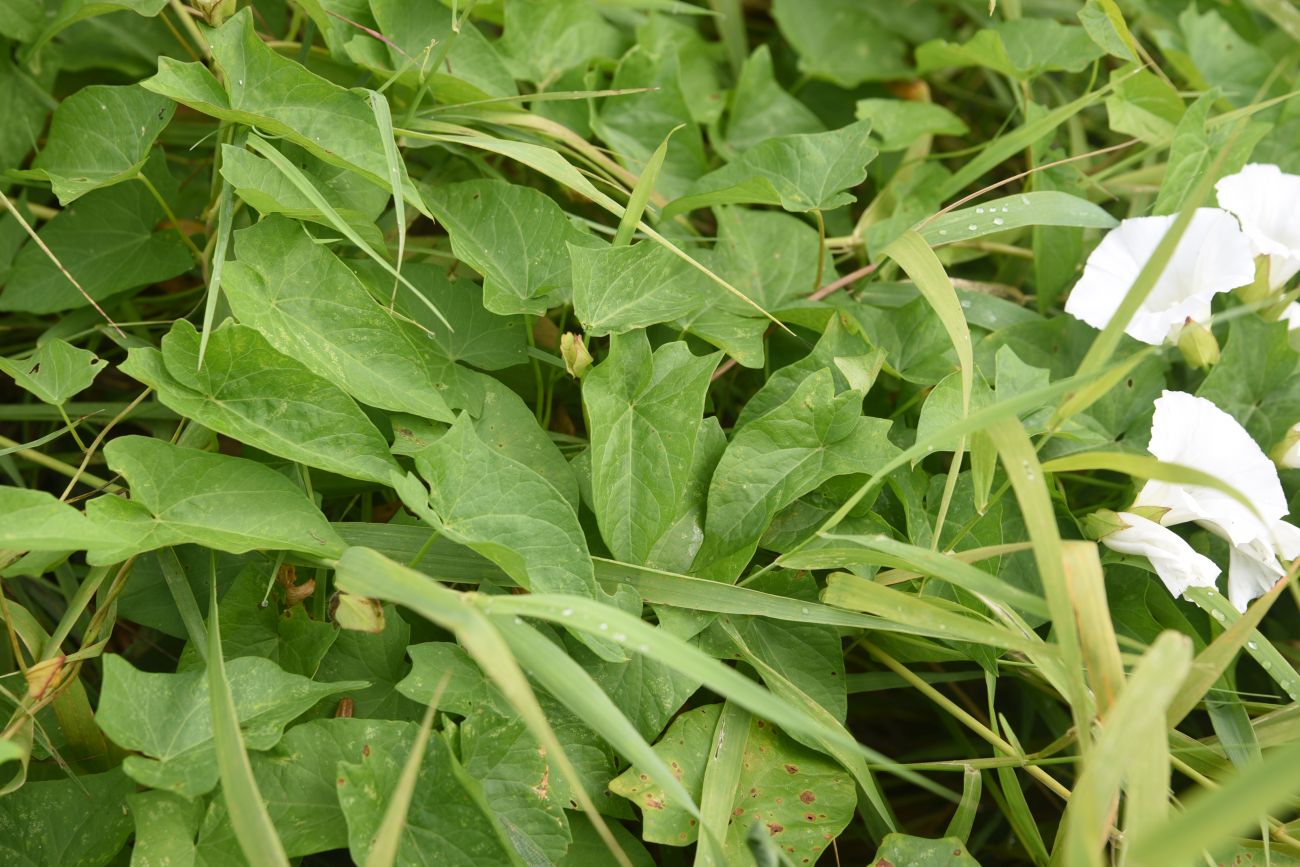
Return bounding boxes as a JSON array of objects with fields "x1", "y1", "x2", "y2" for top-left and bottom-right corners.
[
  {"x1": 1127, "y1": 390, "x2": 1300, "y2": 610},
  {"x1": 1215, "y1": 163, "x2": 1300, "y2": 290},
  {"x1": 1277, "y1": 424, "x2": 1300, "y2": 470},
  {"x1": 1101, "y1": 511, "x2": 1220, "y2": 598},
  {"x1": 1064, "y1": 208, "x2": 1255, "y2": 345}
]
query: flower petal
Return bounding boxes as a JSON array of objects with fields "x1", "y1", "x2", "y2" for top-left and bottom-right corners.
[
  {"x1": 1102, "y1": 511, "x2": 1220, "y2": 599},
  {"x1": 1134, "y1": 391, "x2": 1286, "y2": 544},
  {"x1": 1064, "y1": 209, "x2": 1256, "y2": 345},
  {"x1": 1227, "y1": 537, "x2": 1285, "y2": 611},
  {"x1": 1215, "y1": 163, "x2": 1300, "y2": 288}
]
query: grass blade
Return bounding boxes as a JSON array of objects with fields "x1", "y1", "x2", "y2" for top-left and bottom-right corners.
[
  {"x1": 206, "y1": 571, "x2": 290, "y2": 867},
  {"x1": 613, "y1": 126, "x2": 679, "y2": 247},
  {"x1": 364, "y1": 672, "x2": 451, "y2": 867}
]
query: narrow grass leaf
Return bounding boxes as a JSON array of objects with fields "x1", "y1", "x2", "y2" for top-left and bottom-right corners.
[{"x1": 206, "y1": 573, "x2": 290, "y2": 867}]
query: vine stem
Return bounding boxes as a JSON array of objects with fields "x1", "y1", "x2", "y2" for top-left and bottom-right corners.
[{"x1": 136, "y1": 171, "x2": 207, "y2": 267}]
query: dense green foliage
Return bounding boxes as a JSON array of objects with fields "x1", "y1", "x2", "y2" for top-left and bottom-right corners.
[{"x1": 3, "y1": 0, "x2": 1300, "y2": 865}]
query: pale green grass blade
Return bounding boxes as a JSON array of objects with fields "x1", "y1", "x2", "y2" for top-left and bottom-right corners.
[
  {"x1": 1060, "y1": 631, "x2": 1191, "y2": 867},
  {"x1": 474, "y1": 590, "x2": 948, "y2": 796},
  {"x1": 883, "y1": 229, "x2": 972, "y2": 545},
  {"x1": 1126, "y1": 726, "x2": 1300, "y2": 867},
  {"x1": 243, "y1": 134, "x2": 450, "y2": 329},
  {"x1": 722, "y1": 621, "x2": 898, "y2": 835},
  {"x1": 365, "y1": 90, "x2": 407, "y2": 306},
  {"x1": 613, "y1": 126, "x2": 678, "y2": 247},
  {"x1": 593, "y1": 558, "x2": 898, "y2": 630},
  {"x1": 332, "y1": 547, "x2": 633, "y2": 867},
  {"x1": 1184, "y1": 587, "x2": 1300, "y2": 704},
  {"x1": 985, "y1": 417, "x2": 1091, "y2": 740},
  {"x1": 206, "y1": 572, "x2": 290, "y2": 867},
  {"x1": 781, "y1": 534, "x2": 1050, "y2": 619},
  {"x1": 157, "y1": 547, "x2": 208, "y2": 662},
  {"x1": 694, "y1": 701, "x2": 750, "y2": 867},
  {"x1": 364, "y1": 672, "x2": 451, "y2": 867},
  {"x1": 1168, "y1": 579, "x2": 1289, "y2": 724},
  {"x1": 919, "y1": 191, "x2": 1116, "y2": 246},
  {"x1": 1041, "y1": 452, "x2": 1265, "y2": 525},
  {"x1": 820, "y1": 573, "x2": 1045, "y2": 654},
  {"x1": 944, "y1": 765, "x2": 982, "y2": 842},
  {"x1": 493, "y1": 616, "x2": 726, "y2": 863},
  {"x1": 198, "y1": 158, "x2": 236, "y2": 370},
  {"x1": 937, "y1": 81, "x2": 1120, "y2": 200},
  {"x1": 1062, "y1": 541, "x2": 1125, "y2": 717}
]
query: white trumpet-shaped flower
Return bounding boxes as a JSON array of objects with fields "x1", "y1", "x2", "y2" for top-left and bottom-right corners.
[
  {"x1": 1064, "y1": 208, "x2": 1255, "y2": 345},
  {"x1": 1100, "y1": 390, "x2": 1300, "y2": 610},
  {"x1": 1102, "y1": 511, "x2": 1221, "y2": 598},
  {"x1": 1215, "y1": 163, "x2": 1300, "y2": 290}
]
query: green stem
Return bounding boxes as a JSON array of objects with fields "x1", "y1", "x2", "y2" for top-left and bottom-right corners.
[
  {"x1": 56, "y1": 404, "x2": 86, "y2": 452},
  {"x1": 137, "y1": 171, "x2": 206, "y2": 267}
]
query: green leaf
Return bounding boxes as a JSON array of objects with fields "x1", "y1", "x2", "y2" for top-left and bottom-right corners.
[
  {"x1": 206, "y1": 573, "x2": 292, "y2": 867},
  {"x1": 855, "y1": 98, "x2": 968, "y2": 152},
  {"x1": 224, "y1": 215, "x2": 485, "y2": 421},
  {"x1": 377, "y1": 264, "x2": 528, "y2": 372},
  {"x1": 218, "y1": 144, "x2": 387, "y2": 248},
  {"x1": 691, "y1": 370, "x2": 898, "y2": 582},
  {"x1": 175, "y1": 564, "x2": 337, "y2": 678},
  {"x1": 571, "y1": 240, "x2": 711, "y2": 335},
  {"x1": 1198, "y1": 315, "x2": 1300, "y2": 446},
  {"x1": 770, "y1": 0, "x2": 915, "y2": 87},
  {"x1": 870, "y1": 835, "x2": 982, "y2": 866},
  {"x1": 0, "y1": 162, "x2": 193, "y2": 314},
  {"x1": 400, "y1": 415, "x2": 597, "y2": 596},
  {"x1": 23, "y1": 84, "x2": 173, "y2": 204},
  {"x1": 0, "y1": 337, "x2": 105, "y2": 406},
  {"x1": 0, "y1": 485, "x2": 119, "y2": 551},
  {"x1": 1104, "y1": 68, "x2": 1185, "y2": 144},
  {"x1": 1152, "y1": 94, "x2": 1268, "y2": 215},
  {"x1": 315, "y1": 604, "x2": 423, "y2": 720},
  {"x1": 918, "y1": 191, "x2": 1117, "y2": 247},
  {"x1": 337, "y1": 719, "x2": 520, "y2": 866},
  {"x1": 24, "y1": 0, "x2": 168, "y2": 59},
  {"x1": 141, "y1": 9, "x2": 410, "y2": 194},
  {"x1": 0, "y1": 52, "x2": 52, "y2": 173},
  {"x1": 128, "y1": 790, "x2": 203, "y2": 867},
  {"x1": 594, "y1": 50, "x2": 706, "y2": 200},
  {"x1": 94, "y1": 653, "x2": 365, "y2": 797},
  {"x1": 1078, "y1": 0, "x2": 1139, "y2": 61},
  {"x1": 497, "y1": 0, "x2": 621, "y2": 84},
  {"x1": 0, "y1": 770, "x2": 134, "y2": 867},
  {"x1": 610, "y1": 703, "x2": 856, "y2": 860},
  {"x1": 663, "y1": 120, "x2": 877, "y2": 218},
  {"x1": 364, "y1": 0, "x2": 516, "y2": 102},
  {"x1": 916, "y1": 19, "x2": 1103, "y2": 79},
  {"x1": 584, "y1": 331, "x2": 719, "y2": 563},
  {"x1": 726, "y1": 46, "x2": 824, "y2": 153},
  {"x1": 426, "y1": 179, "x2": 601, "y2": 316},
  {"x1": 83, "y1": 436, "x2": 346, "y2": 565},
  {"x1": 194, "y1": 718, "x2": 420, "y2": 861},
  {"x1": 119, "y1": 320, "x2": 401, "y2": 485},
  {"x1": 458, "y1": 701, "x2": 573, "y2": 862}
]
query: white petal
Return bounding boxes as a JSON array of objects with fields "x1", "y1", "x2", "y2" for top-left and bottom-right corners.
[
  {"x1": 1227, "y1": 537, "x2": 1285, "y2": 611},
  {"x1": 1133, "y1": 391, "x2": 1286, "y2": 544},
  {"x1": 1271, "y1": 519, "x2": 1300, "y2": 561},
  {"x1": 1064, "y1": 209, "x2": 1256, "y2": 345},
  {"x1": 1102, "y1": 511, "x2": 1220, "y2": 599},
  {"x1": 1216, "y1": 164, "x2": 1300, "y2": 287},
  {"x1": 1283, "y1": 303, "x2": 1300, "y2": 331}
]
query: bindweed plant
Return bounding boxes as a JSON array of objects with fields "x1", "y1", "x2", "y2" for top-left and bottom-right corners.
[{"x1": 3, "y1": 1, "x2": 1300, "y2": 865}]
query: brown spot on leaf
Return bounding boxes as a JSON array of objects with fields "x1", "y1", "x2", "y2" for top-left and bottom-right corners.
[
  {"x1": 767, "y1": 822, "x2": 784, "y2": 835},
  {"x1": 783, "y1": 763, "x2": 799, "y2": 774},
  {"x1": 799, "y1": 790, "x2": 815, "y2": 804},
  {"x1": 644, "y1": 796, "x2": 665, "y2": 810},
  {"x1": 804, "y1": 813, "x2": 816, "y2": 822}
]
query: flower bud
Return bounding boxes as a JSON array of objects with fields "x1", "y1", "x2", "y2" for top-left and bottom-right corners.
[
  {"x1": 1273, "y1": 423, "x2": 1300, "y2": 469},
  {"x1": 329, "y1": 592, "x2": 385, "y2": 633},
  {"x1": 192, "y1": 0, "x2": 236, "y2": 26},
  {"x1": 560, "y1": 332, "x2": 593, "y2": 379},
  {"x1": 1083, "y1": 508, "x2": 1128, "y2": 541},
  {"x1": 1176, "y1": 319, "x2": 1220, "y2": 369}
]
